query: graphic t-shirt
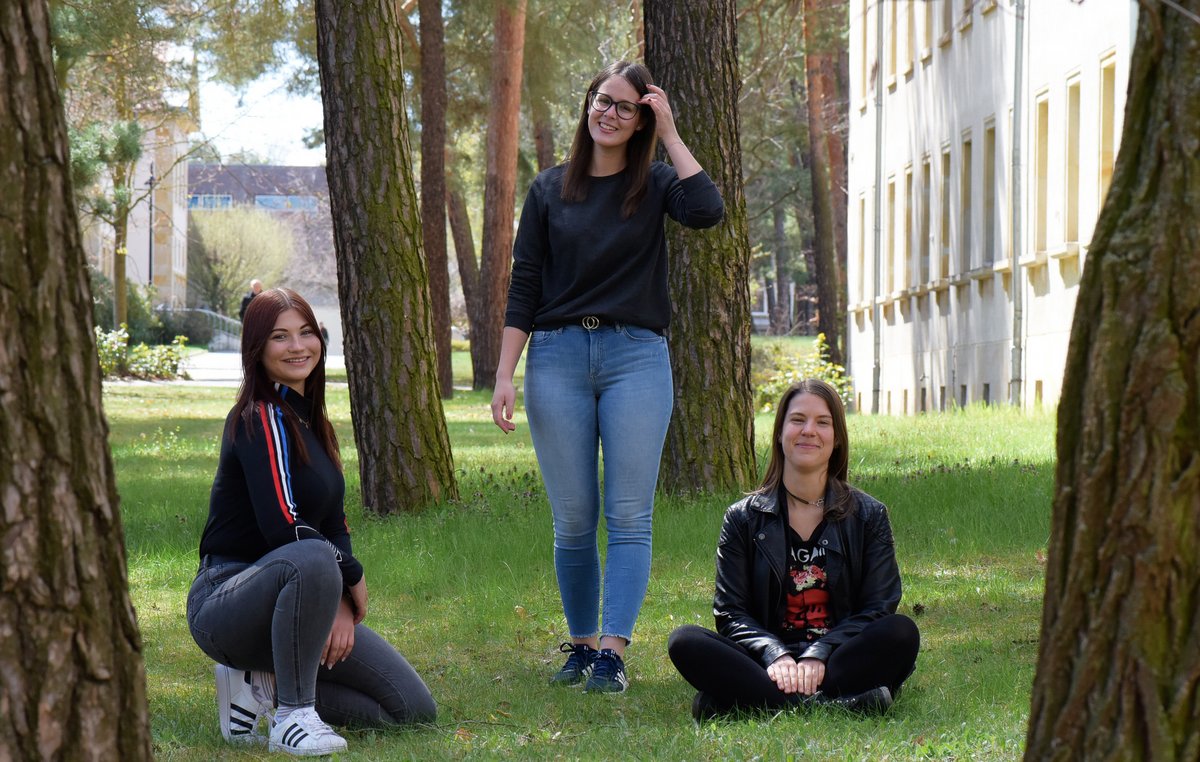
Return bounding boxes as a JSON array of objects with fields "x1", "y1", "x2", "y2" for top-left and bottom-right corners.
[{"x1": 780, "y1": 521, "x2": 831, "y2": 643}]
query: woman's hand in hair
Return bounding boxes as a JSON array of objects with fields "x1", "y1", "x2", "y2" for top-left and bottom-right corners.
[{"x1": 640, "y1": 84, "x2": 679, "y2": 144}]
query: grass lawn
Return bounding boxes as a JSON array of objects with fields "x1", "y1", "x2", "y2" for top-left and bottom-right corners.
[{"x1": 107, "y1": 381, "x2": 1054, "y2": 760}]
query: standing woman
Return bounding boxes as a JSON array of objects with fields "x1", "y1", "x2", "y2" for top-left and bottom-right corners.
[
  {"x1": 668, "y1": 379, "x2": 919, "y2": 720},
  {"x1": 491, "y1": 61, "x2": 724, "y2": 693},
  {"x1": 188, "y1": 288, "x2": 436, "y2": 756}
]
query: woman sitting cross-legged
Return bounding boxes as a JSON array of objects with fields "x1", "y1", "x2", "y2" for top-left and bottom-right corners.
[
  {"x1": 186, "y1": 288, "x2": 436, "y2": 756},
  {"x1": 668, "y1": 379, "x2": 919, "y2": 721}
]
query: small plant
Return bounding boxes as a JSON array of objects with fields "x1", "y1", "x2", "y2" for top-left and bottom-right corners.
[
  {"x1": 94, "y1": 326, "x2": 188, "y2": 379},
  {"x1": 755, "y1": 333, "x2": 853, "y2": 412}
]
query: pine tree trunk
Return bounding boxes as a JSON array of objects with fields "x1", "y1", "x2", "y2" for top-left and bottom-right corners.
[
  {"x1": 771, "y1": 205, "x2": 791, "y2": 334},
  {"x1": 316, "y1": 0, "x2": 458, "y2": 512},
  {"x1": 802, "y1": 0, "x2": 845, "y2": 365},
  {"x1": 420, "y1": 0, "x2": 453, "y2": 398},
  {"x1": 447, "y1": 183, "x2": 482, "y2": 321},
  {"x1": 1025, "y1": 5, "x2": 1200, "y2": 759},
  {"x1": 474, "y1": 0, "x2": 526, "y2": 390},
  {"x1": 644, "y1": 0, "x2": 757, "y2": 494},
  {"x1": 0, "y1": 2, "x2": 153, "y2": 758}
]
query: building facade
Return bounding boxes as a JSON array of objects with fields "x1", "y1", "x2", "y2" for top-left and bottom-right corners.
[{"x1": 846, "y1": 0, "x2": 1136, "y2": 414}]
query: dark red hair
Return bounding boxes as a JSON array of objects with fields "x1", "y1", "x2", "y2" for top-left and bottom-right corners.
[{"x1": 230, "y1": 287, "x2": 340, "y2": 469}]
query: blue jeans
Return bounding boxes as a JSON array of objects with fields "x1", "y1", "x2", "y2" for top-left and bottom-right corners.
[
  {"x1": 524, "y1": 323, "x2": 673, "y2": 643},
  {"x1": 187, "y1": 540, "x2": 436, "y2": 726}
]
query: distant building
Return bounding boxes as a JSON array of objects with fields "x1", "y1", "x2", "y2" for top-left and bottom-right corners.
[
  {"x1": 846, "y1": 0, "x2": 1136, "y2": 413},
  {"x1": 187, "y1": 164, "x2": 337, "y2": 306},
  {"x1": 80, "y1": 113, "x2": 192, "y2": 308}
]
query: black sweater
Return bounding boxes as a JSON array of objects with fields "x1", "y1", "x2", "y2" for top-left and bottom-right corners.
[
  {"x1": 198, "y1": 387, "x2": 363, "y2": 587},
  {"x1": 504, "y1": 161, "x2": 724, "y2": 333}
]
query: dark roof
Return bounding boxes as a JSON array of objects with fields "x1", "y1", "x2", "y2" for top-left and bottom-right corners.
[{"x1": 188, "y1": 164, "x2": 328, "y2": 203}]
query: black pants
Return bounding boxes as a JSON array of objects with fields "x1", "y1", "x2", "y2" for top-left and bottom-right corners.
[{"x1": 667, "y1": 615, "x2": 919, "y2": 715}]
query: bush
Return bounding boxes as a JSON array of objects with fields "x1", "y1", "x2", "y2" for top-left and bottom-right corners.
[
  {"x1": 158, "y1": 309, "x2": 213, "y2": 346},
  {"x1": 89, "y1": 267, "x2": 164, "y2": 344},
  {"x1": 754, "y1": 333, "x2": 853, "y2": 412},
  {"x1": 94, "y1": 326, "x2": 188, "y2": 379}
]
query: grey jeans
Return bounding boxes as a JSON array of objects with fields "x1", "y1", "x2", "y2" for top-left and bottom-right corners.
[{"x1": 186, "y1": 539, "x2": 436, "y2": 726}]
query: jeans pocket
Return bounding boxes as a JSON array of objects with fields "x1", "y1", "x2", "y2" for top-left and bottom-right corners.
[
  {"x1": 529, "y1": 328, "x2": 563, "y2": 347},
  {"x1": 619, "y1": 323, "x2": 664, "y2": 343}
]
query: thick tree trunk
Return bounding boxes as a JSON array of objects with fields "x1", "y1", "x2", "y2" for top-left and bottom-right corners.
[
  {"x1": 645, "y1": 0, "x2": 757, "y2": 494},
  {"x1": 802, "y1": 0, "x2": 845, "y2": 366},
  {"x1": 0, "y1": 2, "x2": 153, "y2": 758},
  {"x1": 1025, "y1": 5, "x2": 1200, "y2": 760},
  {"x1": 447, "y1": 183, "x2": 481, "y2": 322},
  {"x1": 420, "y1": 0, "x2": 453, "y2": 398},
  {"x1": 316, "y1": 0, "x2": 458, "y2": 512},
  {"x1": 474, "y1": 0, "x2": 526, "y2": 390}
]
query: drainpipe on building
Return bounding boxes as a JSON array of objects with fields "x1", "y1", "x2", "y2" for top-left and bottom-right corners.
[
  {"x1": 1009, "y1": 0, "x2": 1026, "y2": 408},
  {"x1": 871, "y1": 0, "x2": 885, "y2": 414}
]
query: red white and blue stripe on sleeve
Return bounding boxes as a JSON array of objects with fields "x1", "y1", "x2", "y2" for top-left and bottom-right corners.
[{"x1": 259, "y1": 401, "x2": 299, "y2": 526}]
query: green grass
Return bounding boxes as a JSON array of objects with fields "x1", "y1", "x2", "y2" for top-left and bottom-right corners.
[{"x1": 106, "y1": 383, "x2": 1054, "y2": 760}]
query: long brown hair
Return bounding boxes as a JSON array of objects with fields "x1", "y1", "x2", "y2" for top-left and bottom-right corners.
[
  {"x1": 561, "y1": 61, "x2": 658, "y2": 218},
  {"x1": 755, "y1": 379, "x2": 853, "y2": 520},
  {"x1": 229, "y1": 288, "x2": 341, "y2": 470}
]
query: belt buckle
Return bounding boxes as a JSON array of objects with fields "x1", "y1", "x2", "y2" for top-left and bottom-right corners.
[{"x1": 582, "y1": 316, "x2": 600, "y2": 330}]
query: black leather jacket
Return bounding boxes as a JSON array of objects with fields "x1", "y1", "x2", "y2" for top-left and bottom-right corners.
[{"x1": 713, "y1": 485, "x2": 902, "y2": 667}]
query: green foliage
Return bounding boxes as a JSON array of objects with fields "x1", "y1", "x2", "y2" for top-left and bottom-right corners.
[
  {"x1": 89, "y1": 267, "x2": 166, "y2": 344},
  {"x1": 95, "y1": 326, "x2": 188, "y2": 379},
  {"x1": 754, "y1": 332, "x2": 852, "y2": 411},
  {"x1": 188, "y1": 207, "x2": 292, "y2": 316},
  {"x1": 107, "y1": 384, "x2": 1054, "y2": 760}
]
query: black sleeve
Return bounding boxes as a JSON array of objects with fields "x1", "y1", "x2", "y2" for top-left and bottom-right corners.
[
  {"x1": 662, "y1": 167, "x2": 724, "y2": 229},
  {"x1": 713, "y1": 505, "x2": 790, "y2": 668},
  {"x1": 233, "y1": 404, "x2": 364, "y2": 587},
  {"x1": 504, "y1": 178, "x2": 550, "y2": 332}
]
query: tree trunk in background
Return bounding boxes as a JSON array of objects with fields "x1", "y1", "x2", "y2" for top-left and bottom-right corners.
[
  {"x1": 420, "y1": 0, "x2": 453, "y2": 398},
  {"x1": 0, "y1": 2, "x2": 152, "y2": 758},
  {"x1": 1025, "y1": 5, "x2": 1200, "y2": 759},
  {"x1": 474, "y1": 0, "x2": 526, "y2": 390},
  {"x1": 802, "y1": 0, "x2": 844, "y2": 365},
  {"x1": 531, "y1": 97, "x2": 555, "y2": 171},
  {"x1": 771, "y1": 205, "x2": 791, "y2": 334},
  {"x1": 645, "y1": 0, "x2": 756, "y2": 494},
  {"x1": 316, "y1": 0, "x2": 458, "y2": 512},
  {"x1": 447, "y1": 183, "x2": 482, "y2": 327}
]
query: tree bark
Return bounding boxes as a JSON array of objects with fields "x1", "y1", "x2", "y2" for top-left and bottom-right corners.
[
  {"x1": 447, "y1": 183, "x2": 483, "y2": 338},
  {"x1": 771, "y1": 205, "x2": 791, "y2": 334},
  {"x1": 316, "y1": 0, "x2": 458, "y2": 512},
  {"x1": 474, "y1": 0, "x2": 526, "y2": 390},
  {"x1": 0, "y1": 2, "x2": 152, "y2": 758},
  {"x1": 420, "y1": 0, "x2": 453, "y2": 398},
  {"x1": 645, "y1": 0, "x2": 757, "y2": 494},
  {"x1": 531, "y1": 97, "x2": 555, "y2": 172},
  {"x1": 1025, "y1": 5, "x2": 1200, "y2": 760},
  {"x1": 802, "y1": 0, "x2": 845, "y2": 365}
]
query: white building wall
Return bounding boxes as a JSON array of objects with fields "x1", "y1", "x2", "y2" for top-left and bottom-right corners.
[
  {"x1": 126, "y1": 116, "x2": 191, "y2": 308},
  {"x1": 847, "y1": 0, "x2": 1135, "y2": 414}
]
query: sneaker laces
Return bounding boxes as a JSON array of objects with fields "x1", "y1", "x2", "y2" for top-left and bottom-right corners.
[
  {"x1": 591, "y1": 649, "x2": 623, "y2": 680},
  {"x1": 286, "y1": 707, "x2": 339, "y2": 740},
  {"x1": 559, "y1": 642, "x2": 593, "y2": 671}
]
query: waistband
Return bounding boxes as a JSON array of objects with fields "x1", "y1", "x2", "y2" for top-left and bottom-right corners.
[
  {"x1": 199, "y1": 553, "x2": 249, "y2": 570},
  {"x1": 534, "y1": 316, "x2": 663, "y2": 335}
]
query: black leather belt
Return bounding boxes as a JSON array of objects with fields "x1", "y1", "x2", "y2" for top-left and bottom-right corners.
[{"x1": 200, "y1": 554, "x2": 247, "y2": 569}]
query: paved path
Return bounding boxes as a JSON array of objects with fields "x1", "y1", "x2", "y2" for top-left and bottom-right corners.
[{"x1": 181, "y1": 351, "x2": 346, "y2": 385}]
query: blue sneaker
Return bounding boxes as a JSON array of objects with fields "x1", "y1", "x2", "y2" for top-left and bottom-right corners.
[
  {"x1": 549, "y1": 642, "x2": 598, "y2": 686},
  {"x1": 583, "y1": 648, "x2": 629, "y2": 693}
]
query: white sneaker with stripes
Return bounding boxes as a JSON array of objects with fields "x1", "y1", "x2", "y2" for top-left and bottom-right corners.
[
  {"x1": 215, "y1": 664, "x2": 274, "y2": 745},
  {"x1": 268, "y1": 707, "x2": 348, "y2": 757}
]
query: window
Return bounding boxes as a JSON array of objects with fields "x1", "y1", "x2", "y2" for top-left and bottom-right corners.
[
  {"x1": 940, "y1": 148, "x2": 952, "y2": 278},
  {"x1": 983, "y1": 122, "x2": 997, "y2": 265},
  {"x1": 904, "y1": 167, "x2": 914, "y2": 287},
  {"x1": 887, "y1": 178, "x2": 896, "y2": 293},
  {"x1": 188, "y1": 194, "x2": 232, "y2": 209},
  {"x1": 1066, "y1": 78, "x2": 1081, "y2": 244},
  {"x1": 860, "y1": 0, "x2": 869, "y2": 103},
  {"x1": 941, "y1": 0, "x2": 954, "y2": 43},
  {"x1": 1035, "y1": 94, "x2": 1050, "y2": 252},
  {"x1": 254, "y1": 195, "x2": 319, "y2": 211},
  {"x1": 888, "y1": 0, "x2": 898, "y2": 82},
  {"x1": 905, "y1": 1, "x2": 916, "y2": 71},
  {"x1": 920, "y1": 158, "x2": 931, "y2": 282},
  {"x1": 924, "y1": 0, "x2": 934, "y2": 55},
  {"x1": 858, "y1": 195, "x2": 867, "y2": 300},
  {"x1": 960, "y1": 133, "x2": 973, "y2": 273},
  {"x1": 1100, "y1": 56, "x2": 1117, "y2": 203}
]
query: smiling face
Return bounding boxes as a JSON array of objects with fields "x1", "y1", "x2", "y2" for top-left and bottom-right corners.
[
  {"x1": 261, "y1": 308, "x2": 322, "y2": 395},
  {"x1": 587, "y1": 75, "x2": 645, "y2": 154},
  {"x1": 779, "y1": 392, "x2": 837, "y2": 477}
]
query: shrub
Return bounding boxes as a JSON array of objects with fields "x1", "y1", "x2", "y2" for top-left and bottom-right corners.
[
  {"x1": 94, "y1": 326, "x2": 188, "y2": 379},
  {"x1": 755, "y1": 333, "x2": 853, "y2": 412},
  {"x1": 158, "y1": 309, "x2": 213, "y2": 346}
]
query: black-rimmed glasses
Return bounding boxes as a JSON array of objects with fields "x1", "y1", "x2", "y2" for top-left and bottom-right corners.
[{"x1": 588, "y1": 91, "x2": 641, "y2": 120}]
